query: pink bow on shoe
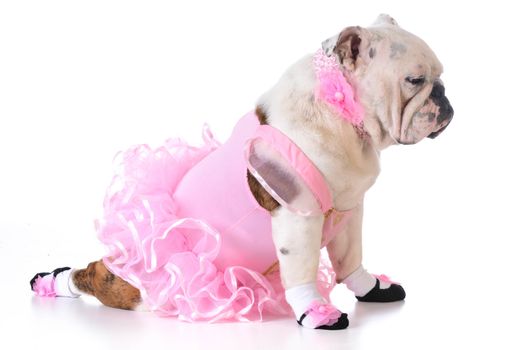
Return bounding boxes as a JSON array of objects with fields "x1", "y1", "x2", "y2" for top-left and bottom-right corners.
[
  {"x1": 305, "y1": 300, "x2": 342, "y2": 327},
  {"x1": 32, "y1": 275, "x2": 56, "y2": 297},
  {"x1": 373, "y1": 274, "x2": 399, "y2": 285}
]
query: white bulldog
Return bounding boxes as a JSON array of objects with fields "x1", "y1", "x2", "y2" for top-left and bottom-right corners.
[
  {"x1": 250, "y1": 14, "x2": 452, "y2": 329},
  {"x1": 30, "y1": 14, "x2": 453, "y2": 330}
]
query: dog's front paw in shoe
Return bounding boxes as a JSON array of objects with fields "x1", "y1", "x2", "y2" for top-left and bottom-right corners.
[
  {"x1": 355, "y1": 274, "x2": 406, "y2": 303},
  {"x1": 343, "y1": 266, "x2": 406, "y2": 303},
  {"x1": 285, "y1": 283, "x2": 349, "y2": 330},
  {"x1": 297, "y1": 301, "x2": 349, "y2": 330}
]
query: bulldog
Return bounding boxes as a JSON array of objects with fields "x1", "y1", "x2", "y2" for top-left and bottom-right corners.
[{"x1": 30, "y1": 14, "x2": 453, "y2": 330}]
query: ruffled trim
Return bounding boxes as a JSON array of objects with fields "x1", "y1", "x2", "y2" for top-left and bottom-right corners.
[
  {"x1": 97, "y1": 124, "x2": 337, "y2": 322},
  {"x1": 32, "y1": 275, "x2": 56, "y2": 297},
  {"x1": 303, "y1": 300, "x2": 342, "y2": 328}
]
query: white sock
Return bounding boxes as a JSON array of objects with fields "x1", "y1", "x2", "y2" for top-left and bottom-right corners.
[
  {"x1": 54, "y1": 269, "x2": 81, "y2": 298},
  {"x1": 342, "y1": 265, "x2": 390, "y2": 297},
  {"x1": 285, "y1": 283, "x2": 327, "y2": 328}
]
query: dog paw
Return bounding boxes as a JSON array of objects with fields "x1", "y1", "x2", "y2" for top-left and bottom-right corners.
[
  {"x1": 30, "y1": 267, "x2": 77, "y2": 298},
  {"x1": 296, "y1": 301, "x2": 349, "y2": 330},
  {"x1": 355, "y1": 275, "x2": 406, "y2": 303}
]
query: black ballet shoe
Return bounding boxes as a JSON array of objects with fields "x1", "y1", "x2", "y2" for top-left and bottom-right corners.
[
  {"x1": 355, "y1": 279, "x2": 406, "y2": 303},
  {"x1": 29, "y1": 267, "x2": 71, "y2": 291},
  {"x1": 297, "y1": 312, "x2": 349, "y2": 330}
]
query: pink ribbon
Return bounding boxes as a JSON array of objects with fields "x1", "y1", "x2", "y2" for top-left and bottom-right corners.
[
  {"x1": 305, "y1": 300, "x2": 342, "y2": 327},
  {"x1": 373, "y1": 274, "x2": 399, "y2": 285}
]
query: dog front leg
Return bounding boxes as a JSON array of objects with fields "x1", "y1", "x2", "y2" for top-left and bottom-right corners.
[
  {"x1": 326, "y1": 203, "x2": 364, "y2": 283},
  {"x1": 271, "y1": 206, "x2": 348, "y2": 330},
  {"x1": 326, "y1": 201, "x2": 406, "y2": 302}
]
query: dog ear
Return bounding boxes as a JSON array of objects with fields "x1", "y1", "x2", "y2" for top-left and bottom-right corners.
[
  {"x1": 332, "y1": 26, "x2": 370, "y2": 71},
  {"x1": 373, "y1": 14, "x2": 399, "y2": 27}
]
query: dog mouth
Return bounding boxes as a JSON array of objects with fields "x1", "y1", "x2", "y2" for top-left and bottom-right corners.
[
  {"x1": 395, "y1": 115, "x2": 452, "y2": 144},
  {"x1": 387, "y1": 129, "x2": 416, "y2": 145},
  {"x1": 394, "y1": 138, "x2": 416, "y2": 145},
  {"x1": 396, "y1": 94, "x2": 453, "y2": 145},
  {"x1": 427, "y1": 105, "x2": 454, "y2": 139},
  {"x1": 427, "y1": 123, "x2": 448, "y2": 139}
]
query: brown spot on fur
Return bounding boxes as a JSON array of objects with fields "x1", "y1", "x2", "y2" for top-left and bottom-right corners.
[
  {"x1": 72, "y1": 264, "x2": 95, "y2": 295},
  {"x1": 104, "y1": 272, "x2": 116, "y2": 284},
  {"x1": 247, "y1": 171, "x2": 280, "y2": 212},
  {"x1": 247, "y1": 106, "x2": 281, "y2": 212},
  {"x1": 72, "y1": 260, "x2": 141, "y2": 310},
  {"x1": 255, "y1": 105, "x2": 269, "y2": 125}
]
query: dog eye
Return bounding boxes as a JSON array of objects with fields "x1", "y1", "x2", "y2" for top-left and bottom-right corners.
[{"x1": 405, "y1": 76, "x2": 425, "y2": 85}]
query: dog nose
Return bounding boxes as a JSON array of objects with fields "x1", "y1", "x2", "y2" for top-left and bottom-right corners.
[
  {"x1": 440, "y1": 99, "x2": 454, "y2": 122},
  {"x1": 427, "y1": 82, "x2": 453, "y2": 139}
]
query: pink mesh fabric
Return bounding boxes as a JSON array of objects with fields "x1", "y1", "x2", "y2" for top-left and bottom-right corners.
[{"x1": 97, "y1": 112, "x2": 348, "y2": 322}]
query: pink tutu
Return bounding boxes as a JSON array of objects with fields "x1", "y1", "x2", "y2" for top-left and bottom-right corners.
[{"x1": 96, "y1": 113, "x2": 339, "y2": 322}]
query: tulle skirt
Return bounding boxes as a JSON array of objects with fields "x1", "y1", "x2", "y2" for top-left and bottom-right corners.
[{"x1": 96, "y1": 125, "x2": 336, "y2": 322}]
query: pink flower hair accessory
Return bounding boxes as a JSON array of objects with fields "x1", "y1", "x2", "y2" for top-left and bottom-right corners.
[
  {"x1": 303, "y1": 300, "x2": 342, "y2": 328},
  {"x1": 313, "y1": 49, "x2": 364, "y2": 126}
]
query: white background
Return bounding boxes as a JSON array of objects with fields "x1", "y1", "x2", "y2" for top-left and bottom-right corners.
[{"x1": 1, "y1": 1, "x2": 508, "y2": 349}]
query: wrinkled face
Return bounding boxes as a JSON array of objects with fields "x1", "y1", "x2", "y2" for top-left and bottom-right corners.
[
  {"x1": 363, "y1": 24, "x2": 454, "y2": 145},
  {"x1": 323, "y1": 15, "x2": 454, "y2": 147}
]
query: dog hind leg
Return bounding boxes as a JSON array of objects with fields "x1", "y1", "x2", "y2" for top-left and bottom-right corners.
[{"x1": 30, "y1": 260, "x2": 142, "y2": 311}]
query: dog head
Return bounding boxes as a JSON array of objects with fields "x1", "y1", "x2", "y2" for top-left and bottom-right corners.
[{"x1": 322, "y1": 14, "x2": 454, "y2": 148}]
